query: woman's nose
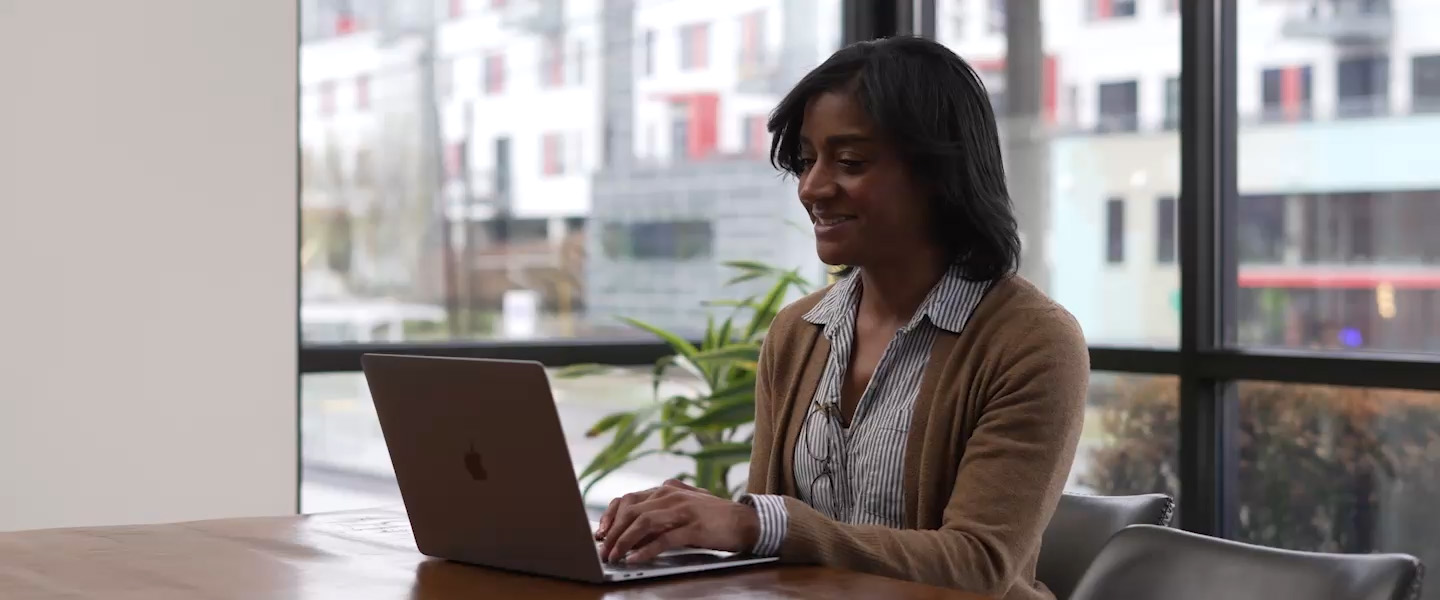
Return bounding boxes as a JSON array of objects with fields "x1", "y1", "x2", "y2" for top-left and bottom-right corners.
[{"x1": 798, "y1": 162, "x2": 836, "y2": 204}]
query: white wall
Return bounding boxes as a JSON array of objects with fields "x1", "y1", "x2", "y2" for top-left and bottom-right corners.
[{"x1": 0, "y1": 1, "x2": 298, "y2": 531}]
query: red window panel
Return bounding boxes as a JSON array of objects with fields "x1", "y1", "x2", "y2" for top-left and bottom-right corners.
[
  {"x1": 684, "y1": 23, "x2": 710, "y2": 70},
  {"x1": 336, "y1": 13, "x2": 359, "y2": 35},
  {"x1": 444, "y1": 143, "x2": 463, "y2": 181},
  {"x1": 546, "y1": 37, "x2": 565, "y2": 87},
  {"x1": 319, "y1": 81, "x2": 336, "y2": 116},
  {"x1": 450, "y1": 0, "x2": 464, "y2": 19},
  {"x1": 542, "y1": 133, "x2": 562, "y2": 175},
  {"x1": 970, "y1": 55, "x2": 1061, "y2": 124},
  {"x1": 1281, "y1": 66, "x2": 1304, "y2": 121},
  {"x1": 1094, "y1": 0, "x2": 1114, "y2": 19},
  {"x1": 485, "y1": 53, "x2": 505, "y2": 94},
  {"x1": 491, "y1": 0, "x2": 505, "y2": 7},
  {"x1": 740, "y1": 12, "x2": 761, "y2": 67},
  {"x1": 355, "y1": 75, "x2": 370, "y2": 111},
  {"x1": 686, "y1": 94, "x2": 719, "y2": 160},
  {"x1": 748, "y1": 115, "x2": 768, "y2": 157}
]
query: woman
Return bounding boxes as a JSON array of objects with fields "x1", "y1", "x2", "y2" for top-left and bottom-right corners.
[{"x1": 595, "y1": 36, "x2": 1088, "y2": 600}]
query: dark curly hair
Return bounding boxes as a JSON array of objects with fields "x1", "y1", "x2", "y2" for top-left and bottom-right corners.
[{"x1": 768, "y1": 36, "x2": 1020, "y2": 282}]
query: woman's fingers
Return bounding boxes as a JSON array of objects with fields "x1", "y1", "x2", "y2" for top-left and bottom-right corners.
[
  {"x1": 607, "y1": 505, "x2": 685, "y2": 564},
  {"x1": 595, "y1": 496, "x2": 623, "y2": 540},
  {"x1": 625, "y1": 524, "x2": 691, "y2": 565},
  {"x1": 599, "y1": 488, "x2": 668, "y2": 559}
]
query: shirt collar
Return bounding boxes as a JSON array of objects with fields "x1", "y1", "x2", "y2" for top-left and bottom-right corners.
[{"x1": 801, "y1": 264, "x2": 990, "y2": 335}]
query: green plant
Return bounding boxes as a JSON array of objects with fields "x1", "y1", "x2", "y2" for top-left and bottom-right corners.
[{"x1": 555, "y1": 261, "x2": 811, "y2": 498}]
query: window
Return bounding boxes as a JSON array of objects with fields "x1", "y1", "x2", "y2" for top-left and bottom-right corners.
[
  {"x1": 1234, "y1": 383, "x2": 1440, "y2": 567},
  {"x1": 542, "y1": 36, "x2": 564, "y2": 88},
  {"x1": 1336, "y1": 55, "x2": 1389, "y2": 119},
  {"x1": 670, "y1": 105, "x2": 689, "y2": 162},
  {"x1": 739, "y1": 11, "x2": 766, "y2": 71},
  {"x1": 1163, "y1": 76, "x2": 1180, "y2": 130},
  {"x1": 571, "y1": 41, "x2": 585, "y2": 85},
  {"x1": 1098, "y1": 80, "x2": 1139, "y2": 132},
  {"x1": 1413, "y1": 55, "x2": 1440, "y2": 114},
  {"x1": 1156, "y1": 196, "x2": 1176, "y2": 264},
  {"x1": 319, "y1": 81, "x2": 336, "y2": 116},
  {"x1": 1260, "y1": 65, "x2": 1313, "y2": 123},
  {"x1": 1106, "y1": 197, "x2": 1125, "y2": 264},
  {"x1": 602, "y1": 221, "x2": 714, "y2": 260},
  {"x1": 642, "y1": 30, "x2": 655, "y2": 77},
  {"x1": 449, "y1": 0, "x2": 465, "y2": 19},
  {"x1": 436, "y1": 59, "x2": 454, "y2": 99},
  {"x1": 493, "y1": 137, "x2": 511, "y2": 199},
  {"x1": 354, "y1": 74, "x2": 370, "y2": 111},
  {"x1": 1089, "y1": 0, "x2": 1136, "y2": 19},
  {"x1": 541, "y1": 133, "x2": 563, "y2": 176},
  {"x1": 947, "y1": 0, "x2": 966, "y2": 41},
  {"x1": 679, "y1": 23, "x2": 709, "y2": 70},
  {"x1": 743, "y1": 114, "x2": 768, "y2": 157},
  {"x1": 484, "y1": 52, "x2": 505, "y2": 95},
  {"x1": 988, "y1": 0, "x2": 1005, "y2": 34}
]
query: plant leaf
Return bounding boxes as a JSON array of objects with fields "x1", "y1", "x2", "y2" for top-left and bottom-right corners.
[
  {"x1": 715, "y1": 316, "x2": 735, "y2": 348},
  {"x1": 552, "y1": 363, "x2": 610, "y2": 379},
  {"x1": 580, "y1": 448, "x2": 665, "y2": 499},
  {"x1": 702, "y1": 314, "x2": 717, "y2": 351},
  {"x1": 683, "y1": 400, "x2": 756, "y2": 430},
  {"x1": 742, "y1": 273, "x2": 795, "y2": 341},
  {"x1": 692, "y1": 343, "x2": 760, "y2": 366},
  {"x1": 689, "y1": 442, "x2": 752, "y2": 462},
  {"x1": 618, "y1": 316, "x2": 699, "y2": 361},
  {"x1": 585, "y1": 412, "x2": 631, "y2": 438}
]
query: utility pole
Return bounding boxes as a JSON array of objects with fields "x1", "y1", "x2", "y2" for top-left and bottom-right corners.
[
  {"x1": 415, "y1": 3, "x2": 461, "y2": 336},
  {"x1": 1005, "y1": 0, "x2": 1050, "y2": 292}
]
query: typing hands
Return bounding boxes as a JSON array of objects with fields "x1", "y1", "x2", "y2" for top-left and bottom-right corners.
[{"x1": 594, "y1": 479, "x2": 760, "y2": 565}]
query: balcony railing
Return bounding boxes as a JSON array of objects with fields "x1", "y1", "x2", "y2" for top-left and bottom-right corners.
[{"x1": 1281, "y1": 0, "x2": 1392, "y2": 42}]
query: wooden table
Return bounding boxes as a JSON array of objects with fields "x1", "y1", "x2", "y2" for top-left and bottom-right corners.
[{"x1": 0, "y1": 508, "x2": 987, "y2": 599}]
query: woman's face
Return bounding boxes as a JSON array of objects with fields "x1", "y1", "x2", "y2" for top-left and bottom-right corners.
[{"x1": 797, "y1": 91, "x2": 934, "y2": 268}]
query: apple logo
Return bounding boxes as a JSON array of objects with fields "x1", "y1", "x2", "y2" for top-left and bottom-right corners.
[{"x1": 464, "y1": 443, "x2": 488, "y2": 481}]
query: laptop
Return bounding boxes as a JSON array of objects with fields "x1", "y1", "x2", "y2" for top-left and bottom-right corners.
[{"x1": 361, "y1": 353, "x2": 778, "y2": 583}]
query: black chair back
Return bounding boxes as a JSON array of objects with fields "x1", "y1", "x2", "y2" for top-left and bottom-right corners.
[
  {"x1": 1037, "y1": 493, "x2": 1174, "y2": 600},
  {"x1": 1069, "y1": 524, "x2": 1422, "y2": 600}
]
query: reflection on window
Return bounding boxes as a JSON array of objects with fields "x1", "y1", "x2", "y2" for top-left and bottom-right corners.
[
  {"x1": 679, "y1": 23, "x2": 710, "y2": 71},
  {"x1": 601, "y1": 221, "x2": 714, "y2": 261},
  {"x1": 1236, "y1": 382, "x2": 1440, "y2": 577}
]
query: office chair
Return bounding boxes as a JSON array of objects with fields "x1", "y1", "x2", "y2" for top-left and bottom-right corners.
[
  {"x1": 1036, "y1": 492, "x2": 1174, "y2": 600},
  {"x1": 1069, "y1": 524, "x2": 1422, "y2": 600}
]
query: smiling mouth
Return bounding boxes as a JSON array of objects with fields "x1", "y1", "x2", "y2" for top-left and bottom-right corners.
[{"x1": 814, "y1": 216, "x2": 856, "y2": 226}]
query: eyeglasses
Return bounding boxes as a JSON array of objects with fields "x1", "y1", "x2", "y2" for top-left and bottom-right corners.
[{"x1": 799, "y1": 400, "x2": 846, "y2": 519}]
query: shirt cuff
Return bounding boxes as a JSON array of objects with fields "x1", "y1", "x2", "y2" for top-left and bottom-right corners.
[{"x1": 741, "y1": 493, "x2": 788, "y2": 557}]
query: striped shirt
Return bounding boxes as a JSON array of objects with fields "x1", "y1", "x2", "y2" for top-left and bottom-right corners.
[{"x1": 745, "y1": 265, "x2": 990, "y2": 555}]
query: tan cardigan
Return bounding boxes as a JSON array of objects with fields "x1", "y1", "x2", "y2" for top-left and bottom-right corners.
[{"x1": 746, "y1": 276, "x2": 1088, "y2": 600}]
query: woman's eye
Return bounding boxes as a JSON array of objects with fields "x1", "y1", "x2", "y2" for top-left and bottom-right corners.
[{"x1": 838, "y1": 159, "x2": 866, "y2": 169}]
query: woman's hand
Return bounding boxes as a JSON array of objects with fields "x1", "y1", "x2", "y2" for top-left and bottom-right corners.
[{"x1": 594, "y1": 479, "x2": 760, "y2": 565}]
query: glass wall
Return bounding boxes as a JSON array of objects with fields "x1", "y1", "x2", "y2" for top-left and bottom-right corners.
[
  {"x1": 934, "y1": 0, "x2": 1182, "y2": 348},
  {"x1": 299, "y1": 0, "x2": 842, "y2": 347},
  {"x1": 299, "y1": 0, "x2": 841, "y2": 510},
  {"x1": 1235, "y1": 382, "x2": 1440, "y2": 582},
  {"x1": 1234, "y1": 1, "x2": 1440, "y2": 354}
]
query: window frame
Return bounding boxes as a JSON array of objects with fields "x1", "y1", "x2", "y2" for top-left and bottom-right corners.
[{"x1": 297, "y1": 0, "x2": 1440, "y2": 547}]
